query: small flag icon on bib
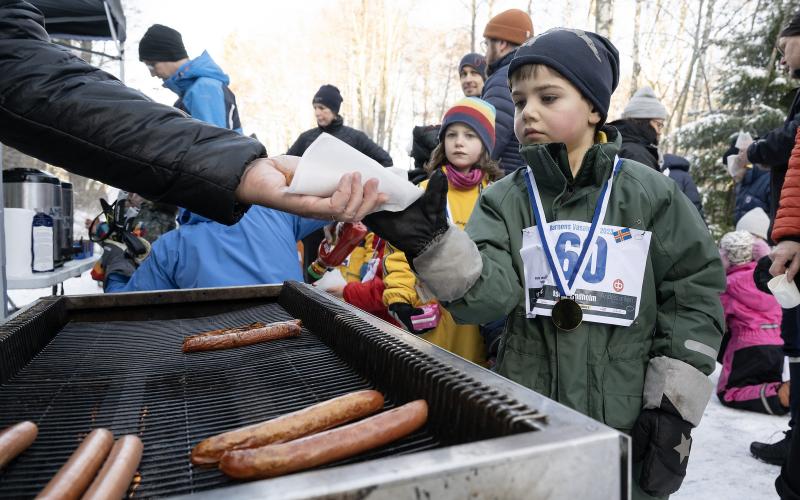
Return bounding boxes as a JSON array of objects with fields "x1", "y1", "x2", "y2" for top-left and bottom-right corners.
[{"x1": 613, "y1": 228, "x2": 632, "y2": 243}]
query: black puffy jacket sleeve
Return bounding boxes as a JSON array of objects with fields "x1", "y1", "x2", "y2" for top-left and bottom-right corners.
[
  {"x1": 747, "y1": 90, "x2": 800, "y2": 168},
  {"x1": 0, "y1": 1, "x2": 266, "y2": 225}
]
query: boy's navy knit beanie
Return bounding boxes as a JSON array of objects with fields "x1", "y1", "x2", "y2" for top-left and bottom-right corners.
[
  {"x1": 139, "y1": 24, "x2": 188, "y2": 62},
  {"x1": 313, "y1": 85, "x2": 343, "y2": 115},
  {"x1": 507, "y1": 28, "x2": 619, "y2": 124}
]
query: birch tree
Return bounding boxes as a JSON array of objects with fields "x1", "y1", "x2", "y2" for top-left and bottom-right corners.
[{"x1": 594, "y1": 0, "x2": 615, "y2": 39}]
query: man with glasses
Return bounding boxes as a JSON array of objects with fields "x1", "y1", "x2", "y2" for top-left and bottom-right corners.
[
  {"x1": 608, "y1": 86, "x2": 667, "y2": 172},
  {"x1": 479, "y1": 8, "x2": 533, "y2": 175},
  {"x1": 741, "y1": 12, "x2": 800, "y2": 477}
]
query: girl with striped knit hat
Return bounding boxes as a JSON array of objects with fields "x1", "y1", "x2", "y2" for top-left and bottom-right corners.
[{"x1": 381, "y1": 97, "x2": 502, "y2": 364}]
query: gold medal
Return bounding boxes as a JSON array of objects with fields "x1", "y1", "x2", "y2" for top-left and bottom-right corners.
[{"x1": 551, "y1": 298, "x2": 582, "y2": 331}]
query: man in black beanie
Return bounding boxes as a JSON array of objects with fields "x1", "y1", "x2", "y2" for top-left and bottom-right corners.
[
  {"x1": 138, "y1": 23, "x2": 246, "y2": 236},
  {"x1": 139, "y1": 24, "x2": 241, "y2": 133},
  {"x1": 287, "y1": 84, "x2": 391, "y2": 166},
  {"x1": 287, "y1": 84, "x2": 393, "y2": 281},
  {"x1": 743, "y1": 10, "x2": 800, "y2": 470}
]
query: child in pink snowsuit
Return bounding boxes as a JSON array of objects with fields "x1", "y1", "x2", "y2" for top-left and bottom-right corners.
[{"x1": 718, "y1": 230, "x2": 790, "y2": 414}]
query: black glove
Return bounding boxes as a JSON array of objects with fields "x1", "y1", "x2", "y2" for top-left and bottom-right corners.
[
  {"x1": 632, "y1": 408, "x2": 694, "y2": 497},
  {"x1": 364, "y1": 169, "x2": 449, "y2": 260},
  {"x1": 407, "y1": 167, "x2": 429, "y2": 185},
  {"x1": 388, "y1": 303, "x2": 434, "y2": 335},
  {"x1": 754, "y1": 255, "x2": 773, "y2": 295},
  {"x1": 100, "y1": 242, "x2": 137, "y2": 285}
]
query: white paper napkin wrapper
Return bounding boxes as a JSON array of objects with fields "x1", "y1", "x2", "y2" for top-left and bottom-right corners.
[
  {"x1": 768, "y1": 273, "x2": 800, "y2": 309},
  {"x1": 287, "y1": 133, "x2": 422, "y2": 212},
  {"x1": 735, "y1": 131, "x2": 753, "y2": 150}
]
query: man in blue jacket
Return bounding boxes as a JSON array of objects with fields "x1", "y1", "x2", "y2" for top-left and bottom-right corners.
[
  {"x1": 480, "y1": 8, "x2": 532, "y2": 174},
  {"x1": 138, "y1": 24, "x2": 246, "y2": 240},
  {"x1": 104, "y1": 207, "x2": 327, "y2": 292},
  {"x1": 139, "y1": 24, "x2": 241, "y2": 132}
]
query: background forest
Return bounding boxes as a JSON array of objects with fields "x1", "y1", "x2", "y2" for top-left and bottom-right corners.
[{"x1": 3, "y1": 0, "x2": 796, "y2": 238}]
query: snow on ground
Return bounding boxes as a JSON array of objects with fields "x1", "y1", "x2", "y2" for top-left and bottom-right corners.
[
  {"x1": 674, "y1": 362, "x2": 790, "y2": 500},
  {"x1": 7, "y1": 270, "x2": 102, "y2": 314},
  {"x1": 5, "y1": 275, "x2": 791, "y2": 499}
]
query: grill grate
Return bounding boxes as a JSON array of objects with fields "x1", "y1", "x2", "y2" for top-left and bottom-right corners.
[
  {"x1": 0, "y1": 301, "x2": 437, "y2": 498},
  {"x1": 0, "y1": 282, "x2": 546, "y2": 498}
]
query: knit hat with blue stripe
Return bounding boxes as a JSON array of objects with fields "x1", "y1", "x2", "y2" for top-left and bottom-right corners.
[{"x1": 439, "y1": 97, "x2": 497, "y2": 155}]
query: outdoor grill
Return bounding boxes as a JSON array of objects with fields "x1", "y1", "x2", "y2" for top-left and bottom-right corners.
[{"x1": 0, "y1": 282, "x2": 630, "y2": 499}]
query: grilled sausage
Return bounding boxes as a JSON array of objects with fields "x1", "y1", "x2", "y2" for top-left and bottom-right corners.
[
  {"x1": 0, "y1": 421, "x2": 38, "y2": 470},
  {"x1": 192, "y1": 390, "x2": 385, "y2": 466},
  {"x1": 36, "y1": 428, "x2": 114, "y2": 500},
  {"x1": 182, "y1": 319, "x2": 302, "y2": 353},
  {"x1": 184, "y1": 322, "x2": 266, "y2": 341},
  {"x1": 80, "y1": 435, "x2": 143, "y2": 500},
  {"x1": 219, "y1": 400, "x2": 428, "y2": 480}
]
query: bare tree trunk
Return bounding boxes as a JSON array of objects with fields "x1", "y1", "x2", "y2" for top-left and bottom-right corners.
[
  {"x1": 487, "y1": 0, "x2": 495, "y2": 18},
  {"x1": 630, "y1": 0, "x2": 643, "y2": 97},
  {"x1": 671, "y1": 0, "x2": 705, "y2": 133},
  {"x1": 563, "y1": 0, "x2": 574, "y2": 25},
  {"x1": 594, "y1": 0, "x2": 615, "y2": 39},
  {"x1": 690, "y1": 0, "x2": 716, "y2": 113},
  {"x1": 470, "y1": 0, "x2": 478, "y2": 53}
]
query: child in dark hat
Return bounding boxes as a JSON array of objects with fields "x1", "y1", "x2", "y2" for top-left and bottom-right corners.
[{"x1": 366, "y1": 27, "x2": 724, "y2": 500}]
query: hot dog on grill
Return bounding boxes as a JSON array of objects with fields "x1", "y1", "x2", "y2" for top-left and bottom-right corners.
[
  {"x1": 0, "y1": 421, "x2": 38, "y2": 470},
  {"x1": 36, "y1": 428, "x2": 114, "y2": 500},
  {"x1": 219, "y1": 399, "x2": 428, "y2": 480},
  {"x1": 184, "y1": 322, "x2": 266, "y2": 342},
  {"x1": 182, "y1": 319, "x2": 302, "y2": 353},
  {"x1": 80, "y1": 435, "x2": 143, "y2": 500},
  {"x1": 191, "y1": 390, "x2": 385, "y2": 465}
]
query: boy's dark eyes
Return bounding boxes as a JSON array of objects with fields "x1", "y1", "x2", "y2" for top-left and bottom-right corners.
[
  {"x1": 541, "y1": 95, "x2": 558, "y2": 103},
  {"x1": 513, "y1": 99, "x2": 526, "y2": 109}
]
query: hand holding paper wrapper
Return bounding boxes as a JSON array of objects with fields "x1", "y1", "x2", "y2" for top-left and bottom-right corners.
[{"x1": 287, "y1": 133, "x2": 423, "y2": 213}]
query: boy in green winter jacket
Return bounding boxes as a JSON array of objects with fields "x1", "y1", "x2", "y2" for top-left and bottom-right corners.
[{"x1": 366, "y1": 29, "x2": 724, "y2": 499}]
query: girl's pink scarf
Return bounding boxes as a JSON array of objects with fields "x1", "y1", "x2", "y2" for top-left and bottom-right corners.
[{"x1": 445, "y1": 164, "x2": 484, "y2": 190}]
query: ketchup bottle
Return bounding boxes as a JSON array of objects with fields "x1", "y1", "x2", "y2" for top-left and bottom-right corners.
[{"x1": 307, "y1": 222, "x2": 368, "y2": 281}]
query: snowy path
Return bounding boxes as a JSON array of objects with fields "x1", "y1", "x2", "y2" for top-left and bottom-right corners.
[{"x1": 6, "y1": 274, "x2": 790, "y2": 499}]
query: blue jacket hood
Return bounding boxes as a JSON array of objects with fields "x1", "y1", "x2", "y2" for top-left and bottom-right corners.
[{"x1": 164, "y1": 51, "x2": 230, "y2": 96}]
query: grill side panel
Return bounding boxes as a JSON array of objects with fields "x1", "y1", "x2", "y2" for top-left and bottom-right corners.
[{"x1": 0, "y1": 297, "x2": 67, "y2": 385}]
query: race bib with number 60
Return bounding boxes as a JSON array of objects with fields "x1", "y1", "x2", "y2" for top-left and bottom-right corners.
[{"x1": 521, "y1": 220, "x2": 652, "y2": 327}]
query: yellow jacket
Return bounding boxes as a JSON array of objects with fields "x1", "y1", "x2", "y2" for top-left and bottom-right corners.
[
  {"x1": 339, "y1": 233, "x2": 375, "y2": 283},
  {"x1": 382, "y1": 171, "x2": 487, "y2": 364}
]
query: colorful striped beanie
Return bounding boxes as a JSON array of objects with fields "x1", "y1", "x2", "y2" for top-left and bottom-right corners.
[{"x1": 439, "y1": 97, "x2": 496, "y2": 155}]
